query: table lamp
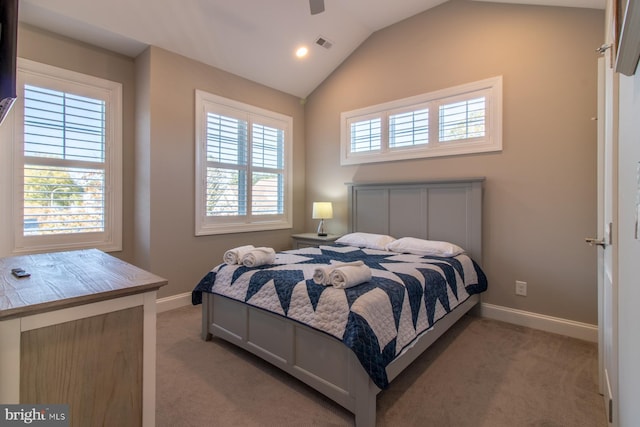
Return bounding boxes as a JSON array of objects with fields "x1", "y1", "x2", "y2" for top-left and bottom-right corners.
[{"x1": 312, "y1": 202, "x2": 333, "y2": 236}]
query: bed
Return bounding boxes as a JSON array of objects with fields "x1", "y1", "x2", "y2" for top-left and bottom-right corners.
[{"x1": 192, "y1": 178, "x2": 487, "y2": 427}]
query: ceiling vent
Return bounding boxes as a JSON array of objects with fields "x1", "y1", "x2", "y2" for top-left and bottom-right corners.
[{"x1": 315, "y1": 36, "x2": 333, "y2": 50}]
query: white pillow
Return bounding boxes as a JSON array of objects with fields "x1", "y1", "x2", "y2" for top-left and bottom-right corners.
[
  {"x1": 385, "y1": 237, "x2": 465, "y2": 257},
  {"x1": 335, "y1": 232, "x2": 396, "y2": 250}
]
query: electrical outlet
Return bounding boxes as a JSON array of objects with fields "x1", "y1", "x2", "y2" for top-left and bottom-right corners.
[{"x1": 515, "y1": 280, "x2": 527, "y2": 296}]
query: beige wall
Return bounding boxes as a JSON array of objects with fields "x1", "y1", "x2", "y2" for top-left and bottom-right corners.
[
  {"x1": 12, "y1": 2, "x2": 605, "y2": 324},
  {"x1": 304, "y1": 0, "x2": 604, "y2": 324},
  {"x1": 136, "y1": 46, "x2": 306, "y2": 298}
]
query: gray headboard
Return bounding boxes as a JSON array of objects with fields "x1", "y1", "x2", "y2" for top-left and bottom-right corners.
[{"x1": 347, "y1": 178, "x2": 484, "y2": 263}]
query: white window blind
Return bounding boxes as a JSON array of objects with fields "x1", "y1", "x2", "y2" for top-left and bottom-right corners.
[
  {"x1": 439, "y1": 97, "x2": 486, "y2": 142},
  {"x1": 340, "y1": 76, "x2": 502, "y2": 165},
  {"x1": 13, "y1": 58, "x2": 123, "y2": 254},
  {"x1": 349, "y1": 117, "x2": 381, "y2": 153},
  {"x1": 195, "y1": 90, "x2": 292, "y2": 235},
  {"x1": 23, "y1": 85, "x2": 106, "y2": 235},
  {"x1": 206, "y1": 113, "x2": 248, "y2": 216},
  {"x1": 251, "y1": 123, "x2": 284, "y2": 215},
  {"x1": 389, "y1": 108, "x2": 429, "y2": 148}
]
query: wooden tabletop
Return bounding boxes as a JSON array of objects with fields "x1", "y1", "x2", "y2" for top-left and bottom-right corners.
[{"x1": 0, "y1": 249, "x2": 167, "y2": 321}]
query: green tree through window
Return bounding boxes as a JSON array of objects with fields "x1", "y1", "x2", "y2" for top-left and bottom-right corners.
[{"x1": 24, "y1": 167, "x2": 84, "y2": 207}]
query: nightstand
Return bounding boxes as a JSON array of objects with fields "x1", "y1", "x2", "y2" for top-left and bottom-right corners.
[{"x1": 291, "y1": 233, "x2": 341, "y2": 249}]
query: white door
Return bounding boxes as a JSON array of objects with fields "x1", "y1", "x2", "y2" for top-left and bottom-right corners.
[
  {"x1": 591, "y1": 4, "x2": 618, "y2": 424},
  {"x1": 601, "y1": 52, "x2": 617, "y2": 426}
]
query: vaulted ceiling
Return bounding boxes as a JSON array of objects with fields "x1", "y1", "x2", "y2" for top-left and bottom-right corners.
[{"x1": 19, "y1": 0, "x2": 605, "y2": 98}]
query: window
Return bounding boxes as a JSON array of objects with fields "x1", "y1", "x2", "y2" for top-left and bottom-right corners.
[
  {"x1": 12, "y1": 59, "x2": 122, "y2": 253},
  {"x1": 195, "y1": 90, "x2": 292, "y2": 235},
  {"x1": 340, "y1": 76, "x2": 502, "y2": 165}
]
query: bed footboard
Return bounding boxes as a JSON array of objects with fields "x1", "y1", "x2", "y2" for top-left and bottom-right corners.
[
  {"x1": 200, "y1": 292, "x2": 480, "y2": 427},
  {"x1": 201, "y1": 292, "x2": 379, "y2": 426}
]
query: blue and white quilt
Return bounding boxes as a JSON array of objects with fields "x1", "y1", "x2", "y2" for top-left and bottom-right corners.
[{"x1": 192, "y1": 244, "x2": 488, "y2": 389}]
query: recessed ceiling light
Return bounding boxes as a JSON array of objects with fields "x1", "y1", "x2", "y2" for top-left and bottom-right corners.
[{"x1": 296, "y1": 46, "x2": 309, "y2": 58}]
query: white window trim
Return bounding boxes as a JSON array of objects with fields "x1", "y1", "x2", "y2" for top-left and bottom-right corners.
[
  {"x1": 11, "y1": 58, "x2": 123, "y2": 254},
  {"x1": 195, "y1": 89, "x2": 293, "y2": 236},
  {"x1": 340, "y1": 76, "x2": 503, "y2": 165}
]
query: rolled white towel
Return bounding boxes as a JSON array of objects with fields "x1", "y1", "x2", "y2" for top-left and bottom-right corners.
[
  {"x1": 223, "y1": 245, "x2": 255, "y2": 265},
  {"x1": 242, "y1": 247, "x2": 276, "y2": 267},
  {"x1": 313, "y1": 260, "x2": 364, "y2": 285},
  {"x1": 329, "y1": 264, "x2": 372, "y2": 289},
  {"x1": 312, "y1": 265, "x2": 333, "y2": 285}
]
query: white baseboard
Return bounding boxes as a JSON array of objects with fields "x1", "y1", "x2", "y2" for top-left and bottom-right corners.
[
  {"x1": 155, "y1": 293, "x2": 598, "y2": 343},
  {"x1": 479, "y1": 302, "x2": 598, "y2": 343},
  {"x1": 156, "y1": 292, "x2": 193, "y2": 313}
]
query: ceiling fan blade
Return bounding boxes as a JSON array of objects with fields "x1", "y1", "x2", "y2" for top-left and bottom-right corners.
[{"x1": 309, "y1": 0, "x2": 325, "y2": 15}]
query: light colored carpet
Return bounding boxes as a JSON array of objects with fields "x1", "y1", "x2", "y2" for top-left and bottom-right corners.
[{"x1": 156, "y1": 305, "x2": 606, "y2": 427}]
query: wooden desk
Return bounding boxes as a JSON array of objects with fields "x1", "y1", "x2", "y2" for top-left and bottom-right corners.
[{"x1": 0, "y1": 249, "x2": 167, "y2": 427}]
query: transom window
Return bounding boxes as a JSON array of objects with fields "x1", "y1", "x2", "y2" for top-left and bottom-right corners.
[
  {"x1": 340, "y1": 76, "x2": 502, "y2": 165},
  {"x1": 195, "y1": 90, "x2": 292, "y2": 235}
]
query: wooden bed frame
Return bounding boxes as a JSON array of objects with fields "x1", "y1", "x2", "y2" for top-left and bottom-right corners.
[{"x1": 200, "y1": 178, "x2": 485, "y2": 426}]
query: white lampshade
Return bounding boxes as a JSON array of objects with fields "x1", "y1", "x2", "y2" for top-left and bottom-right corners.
[{"x1": 312, "y1": 202, "x2": 333, "y2": 219}]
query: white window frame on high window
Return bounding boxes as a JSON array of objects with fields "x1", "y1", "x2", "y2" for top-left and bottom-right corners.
[
  {"x1": 11, "y1": 58, "x2": 122, "y2": 254},
  {"x1": 340, "y1": 76, "x2": 503, "y2": 165},
  {"x1": 195, "y1": 90, "x2": 293, "y2": 236}
]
